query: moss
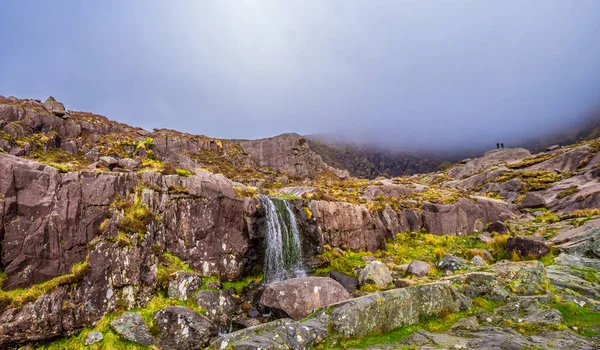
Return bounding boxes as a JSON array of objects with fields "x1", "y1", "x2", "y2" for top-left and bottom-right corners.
[
  {"x1": 105, "y1": 232, "x2": 133, "y2": 248},
  {"x1": 551, "y1": 301, "x2": 600, "y2": 337},
  {"x1": 167, "y1": 185, "x2": 189, "y2": 195},
  {"x1": 506, "y1": 153, "x2": 555, "y2": 169},
  {"x1": 175, "y1": 169, "x2": 193, "y2": 177},
  {"x1": 114, "y1": 195, "x2": 157, "y2": 240},
  {"x1": 234, "y1": 186, "x2": 257, "y2": 198},
  {"x1": 156, "y1": 252, "x2": 195, "y2": 288},
  {"x1": 0, "y1": 260, "x2": 90, "y2": 311},
  {"x1": 556, "y1": 185, "x2": 580, "y2": 199},
  {"x1": 358, "y1": 283, "x2": 380, "y2": 293},
  {"x1": 494, "y1": 170, "x2": 563, "y2": 193},
  {"x1": 304, "y1": 206, "x2": 314, "y2": 220},
  {"x1": 222, "y1": 274, "x2": 263, "y2": 295}
]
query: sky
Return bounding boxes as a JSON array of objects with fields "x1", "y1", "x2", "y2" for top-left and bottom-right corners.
[{"x1": 1, "y1": 1, "x2": 600, "y2": 150}]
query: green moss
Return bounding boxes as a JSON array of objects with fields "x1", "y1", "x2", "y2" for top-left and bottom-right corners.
[
  {"x1": 551, "y1": 301, "x2": 600, "y2": 337},
  {"x1": 506, "y1": 153, "x2": 555, "y2": 169},
  {"x1": 156, "y1": 252, "x2": 195, "y2": 288},
  {"x1": 233, "y1": 186, "x2": 257, "y2": 198},
  {"x1": 0, "y1": 260, "x2": 90, "y2": 311},
  {"x1": 175, "y1": 168, "x2": 193, "y2": 177},
  {"x1": 556, "y1": 186, "x2": 580, "y2": 199},
  {"x1": 222, "y1": 274, "x2": 263, "y2": 295},
  {"x1": 494, "y1": 170, "x2": 563, "y2": 193},
  {"x1": 113, "y1": 195, "x2": 157, "y2": 240},
  {"x1": 358, "y1": 283, "x2": 380, "y2": 293}
]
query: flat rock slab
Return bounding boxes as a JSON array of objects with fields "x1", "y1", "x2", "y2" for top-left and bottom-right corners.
[{"x1": 110, "y1": 312, "x2": 155, "y2": 346}]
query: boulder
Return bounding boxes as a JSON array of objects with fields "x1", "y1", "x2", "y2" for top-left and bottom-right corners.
[
  {"x1": 551, "y1": 218, "x2": 600, "y2": 256},
  {"x1": 490, "y1": 260, "x2": 546, "y2": 295},
  {"x1": 194, "y1": 290, "x2": 237, "y2": 326},
  {"x1": 329, "y1": 271, "x2": 359, "y2": 293},
  {"x1": 437, "y1": 255, "x2": 468, "y2": 272},
  {"x1": 406, "y1": 260, "x2": 430, "y2": 277},
  {"x1": 447, "y1": 148, "x2": 531, "y2": 180},
  {"x1": 506, "y1": 236, "x2": 549, "y2": 258},
  {"x1": 99, "y1": 156, "x2": 118, "y2": 169},
  {"x1": 167, "y1": 271, "x2": 202, "y2": 301},
  {"x1": 259, "y1": 277, "x2": 351, "y2": 320},
  {"x1": 470, "y1": 255, "x2": 486, "y2": 266},
  {"x1": 358, "y1": 261, "x2": 393, "y2": 288},
  {"x1": 477, "y1": 232, "x2": 494, "y2": 244},
  {"x1": 84, "y1": 331, "x2": 103, "y2": 345},
  {"x1": 42, "y1": 96, "x2": 67, "y2": 117},
  {"x1": 118, "y1": 158, "x2": 141, "y2": 171},
  {"x1": 153, "y1": 306, "x2": 216, "y2": 350},
  {"x1": 485, "y1": 221, "x2": 509, "y2": 234},
  {"x1": 110, "y1": 312, "x2": 155, "y2": 346},
  {"x1": 519, "y1": 192, "x2": 546, "y2": 209}
]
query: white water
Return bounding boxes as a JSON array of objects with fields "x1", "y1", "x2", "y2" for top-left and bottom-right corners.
[{"x1": 260, "y1": 196, "x2": 306, "y2": 283}]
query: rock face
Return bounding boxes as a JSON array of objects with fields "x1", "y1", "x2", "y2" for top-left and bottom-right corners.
[
  {"x1": 239, "y1": 134, "x2": 331, "y2": 179},
  {"x1": 110, "y1": 312, "x2": 155, "y2": 346},
  {"x1": 358, "y1": 261, "x2": 393, "y2": 288},
  {"x1": 506, "y1": 235, "x2": 549, "y2": 258},
  {"x1": 259, "y1": 277, "x2": 351, "y2": 320},
  {"x1": 153, "y1": 306, "x2": 216, "y2": 349},
  {"x1": 551, "y1": 219, "x2": 600, "y2": 256},
  {"x1": 519, "y1": 192, "x2": 546, "y2": 209}
]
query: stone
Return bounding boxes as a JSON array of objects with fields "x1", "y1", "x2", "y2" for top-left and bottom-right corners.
[
  {"x1": 110, "y1": 312, "x2": 155, "y2": 346},
  {"x1": 99, "y1": 156, "x2": 118, "y2": 169},
  {"x1": 84, "y1": 331, "x2": 103, "y2": 345},
  {"x1": 437, "y1": 255, "x2": 468, "y2": 272},
  {"x1": 118, "y1": 158, "x2": 141, "y2": 171},
  {"x1": 259, "y1": 277, "x2": 351, "y2": 320},
  {"x1": 153, "y1": 306, "x2": 216, "y2": 350},
  {"x1": 476, "y1": 232, "x2": 494, "y2": 244},
  {"x1": 358, "y1": 261, "x2": 393, "y2": 288},
  {"x1": 519, "y1": 192, "x2": 546, "y2": 209},
  {"x1": 194, "y1": 290, "x2": 237, "y2": 326},
  {"x1": 43, "y1": 96, "x2": 67, "y2": 117},
  {"x1": 447, "y1": 148, "x2": 531, "y2": 179},
  {"x1": 490, "y1": 260, "x2": 546, "y2": 295},
  {"x1": 406, "y1": 260, "x2": 430, "y2": 277},
  {"x1": 470, "y1": 255, "x2": 486, "y2": 266},
  {"x1": 329, "y1": 271, "x2": 359, "y2": 293},
  {"x1": 394, "y1": 279, "x2": 416, "y2": 288},
  {"x1": 484, "y1": 221, "x2": 509, "y2": 234},
  {"x1": 506, "y1": 236, "x2": 549, "y2": 258},
  {"x1": 167, "y1": 271, "x2": 202, "y2": 301},
  {"x1": 547, "y1": 145, "x2": 561, "y2": 151},
  {"x1": 450, "y1": 316, "x2": 479, "y2": 331},
  {"x1": 204, "y1": 280, "x2": 223, "y2": 290}
]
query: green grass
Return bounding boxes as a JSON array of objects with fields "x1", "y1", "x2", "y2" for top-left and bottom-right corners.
[
  {"x1": 156, "y1": 252, "x2": 195, "y2": 288},
  {"x1": 553, "y1": 301, "x2": 600, "y2": 337},
  {"x1": 556, "y1": 186, "x2": 580, "y2": 199},
  {"x1": 175, "y1": 168, "x2": 193, "y2": 177},
  {"x1": 222, "y1": 274, "x2": 263, "y2": 295}
]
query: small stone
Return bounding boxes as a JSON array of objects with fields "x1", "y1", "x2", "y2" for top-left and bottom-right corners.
[
  {"x1": 167, "y1": 271, "x2": 202, "y2": 301},
  {"x1": 358, "y1": 261, "x2": 393, "y2": 288},
  {"x1": 248, "y1": 309, "x2": 260, "y2": 318},
  {"x1": 406, "y1": 260, "x2": 430, "y2": 277},
  {"x1": 485, "y1": 221, "x2": 509, "y2": 234},
  {"x1": 470, "y1": 255, "x2": 486, "y2": 266},
  {"x1": 437, "y1": 255, "x2": 468, "y2": 272},
  {"x1": 477, "y1": 232, "x2": 494, "y2": 244},
  {"x1": 486, "y1": 317, "x2": 492, "y2": 323},
  {"x1": 110, "y1": 312, "x2": 155, "y2": 346},
  {"x1": 204, "y1": 280, "x2": 223, "y2": 289},
  {"x1": 84, "y1": 331, "x2": 103, "y2": 345},
  {"x1": 394, "y1": 279, "x2": 416, "y2": 288}
]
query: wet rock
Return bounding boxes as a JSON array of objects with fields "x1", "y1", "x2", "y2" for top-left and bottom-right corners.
[
  {"x1": 154, "y1": 306, "x2": 216, "y2": 350},
  {"x1": 259, "y1": 277, "x2": 351, "y2": 320},
  {"x1": 437, "y1": 255, "x2": 468, "y2": 272},
  {"x1": 167, "y1": 271, "x2": 202, "y2": 301},
  {"x1": 506, "y1": 235, "x2": 549, "y2": 258},
  {"x1": 519, "y1": 192, "x2": 546, "y2": 209},
  {"x1": 358, "y1": 261, "x2": 393, "y2": 288},
  {"x1": 194, "y1": 290, "x2": 237, "y2": 326},
  {"x1": 485, "y1": 221, "x2": 509, "y2": 234},
  {"x1": 110, "y1": 312, "x2": 155, "y2": 346},
  {"x1": 406, "y1": 260, "x2": 430, "y2": 277},
  {"x1": 84, "y1": 331, "x2": 103, "y2": 345},
  {"x1": 329, "y1": 271, "x2": 359, "y2": 293}
]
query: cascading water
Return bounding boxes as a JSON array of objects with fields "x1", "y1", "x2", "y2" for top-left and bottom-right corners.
[{"x1": 260, "y1": 196, "x2": 306, "y2": 283}]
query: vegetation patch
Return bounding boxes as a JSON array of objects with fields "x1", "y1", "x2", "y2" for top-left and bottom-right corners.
[
  {"x1": 494, "y1": 170, "x2": 564, "y2": 193},
  {"x1": 114, "y1": 195, "x2": 157, "y2": 240},
  {"x1": 506, "y1": 153, "x2": 555, "y2": 169},
  {"x1": 556, "y1": 185, "x2": 580, "y2": 199},
  {"x1": 553, "y1": 301, "x2": 600, "y2": 337},
  {"x1": 175, "y1": 168, "x2": 193, "y2": 177}
]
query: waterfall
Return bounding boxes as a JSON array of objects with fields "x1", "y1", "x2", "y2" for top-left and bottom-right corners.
[{"x1": 260, "y1": 196, "x2": 306, "y2": 283}]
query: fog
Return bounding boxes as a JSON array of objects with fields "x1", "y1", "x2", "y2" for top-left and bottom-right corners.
[{"x1": 1, "y1": 1, "x2": 599, "y2": 151}]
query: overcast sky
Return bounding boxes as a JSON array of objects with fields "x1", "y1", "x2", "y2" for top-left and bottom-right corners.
[{"x1": 1, "y1": 1, "x2": 600, "y2": 150}]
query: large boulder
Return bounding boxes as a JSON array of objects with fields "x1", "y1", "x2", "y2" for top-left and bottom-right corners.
[
  {"x1": 406, "y1": 260, "x2": 430, "y2": 277},
  {"x1": 518, "y1": 192, "x2": 546, "y2": 209},
  {"x1": 259, "y1": 277, "x2": 351, "y2": 320},
  {"x1": 506, "y1": 235, "x2": 549, "y2": 258},
  {"x1": 447, "y1": 148, "x2": 531, "y2": 180},
  {"x1": 194, "y1": 290, "x2": 237, "y2": 326},
  {"x1": 153, "y1": 306, "x2": 216, "y2": 350},
  {"x1": 110, "y1": 312, "x2": 155, "y2": 346},
  {"x1": 551, "y1": 219, "x2": 600, "y2": 256},
  {"x1": 42, "y1": 96, "x2": 67, "y2": 117},
  {"x1": 358, "y1": 261, "x2": 393, "y2": 288}
]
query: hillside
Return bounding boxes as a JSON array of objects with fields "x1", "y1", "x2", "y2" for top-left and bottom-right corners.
[{"x1": 0, "y1": 96, "x2": 599, "y2": 349}]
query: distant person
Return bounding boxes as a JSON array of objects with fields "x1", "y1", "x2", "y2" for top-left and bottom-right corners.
[
  {"x1": 501, "y1": 143, "x2": 505, "y2": 148},
  {"x1": 496, "y1": 143, "x2": 500, "y2": 149}
]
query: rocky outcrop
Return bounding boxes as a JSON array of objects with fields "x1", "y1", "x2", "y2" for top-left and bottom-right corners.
[
  {"x1": 527, "y1": 146, "x2": 592, "y2": 173},
  {"x1": 194, "y1": 290, "x2": 237, "y2": 326},
  {"x1": 447, "y1": 148, "x2": 531, "y2": 180},
  {"x1": 551, "y1": 219, "x2": 600, "y2": 257},
  {"x1": 239, "y1": 134, "x2": 332, "y2": 179},
  {"x1": 153, "y1": 306, "x2": 216, "y2": 349},
  {"x1": 259, "y1": 277, "x2": 351, "y2": 320}
]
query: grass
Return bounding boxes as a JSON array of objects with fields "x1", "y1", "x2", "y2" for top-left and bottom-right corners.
[
  {"x1": 556, "y1": 185, "x2": 580, "y2": 199},
  {"x1": 493, "y1": 170, "x2": 563, "y2": 193},
  {"x1": 0, "y1": 260, "x2": 90, "y2": 312},
  {"x1": 113, "y1": 195, "x2": 157, "y2": 240},
  {"x1": 222, "y1": 274, "x2": 263, "y2": 295},
  {"x1": 156, "y1": 252, "x2": 195, "y2": 288},
  {"x1": 506, "y1": 153, "x2": 555, "y2": 169},
  {"x1": 553, "y1": 301, "x2": 600, "y2": 337},
  {"x1": 175, "y1": 168, "x2": 193, "y2": 177}
]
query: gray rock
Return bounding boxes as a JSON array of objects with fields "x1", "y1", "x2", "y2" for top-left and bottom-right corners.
[
  {"x1": 470, "y1": 255, "x2": 486, "y2": 266},
  {"x1": 519, "y1": 192, "x2": 546, "y2": 209},
  {"x1": 476, "y1": 232, "x2": 494, "y2": 244},
  {"x1": 154, "y1": 306, "x2": 216, "y2": 350},
  {"x1": 358, "y1": 261, "x2": 393, "y2": 288},
  {"x1": 42, "y1": 96, "x2": 67, "y2": 117},
  {"x1": 110, "y1": 312, "x2": 155, "y2": 346},
  {"x1": 118, "y1": 158, "x2": 141, "y2": 171},
  {"x1": 168, "y1": 270, "x2": 202, "y2": 301},
  {"x1": 437, "y1": 255, "x2": 468, "y2": 272},
  {"x1": 406, "y1": 260, "x2": 430, "y2": 277},
  {"x1": 99, "y1": 156, "x2": 118, "y2": 169},
  {"x1": 447, "y1": 148, "x2": 531, "y2": 180},
  {"x1": 547, "y1": 144, "x2": 561, "y2": 151},
  {"x1": 329, "y1": 271, "x2": 359, "y2": 293},
  {"x1": 84, "y1": 331, "x2": 103, "y2": 345},
  {"x1": 450, "y1": 316, "x2": 479, "y2": 331},
  {"x1": 259, "y1": 277, "x2": 351, "y2": 320},
  {"x1": 194, "y1": 290, "x2": 237, "y2": 326},
  {"x1": 393, "y1": 279, "x2": 416, "y2": 288},
  {"x1": 484, "y1": 221, "x2": 509, "y2": 234}
]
